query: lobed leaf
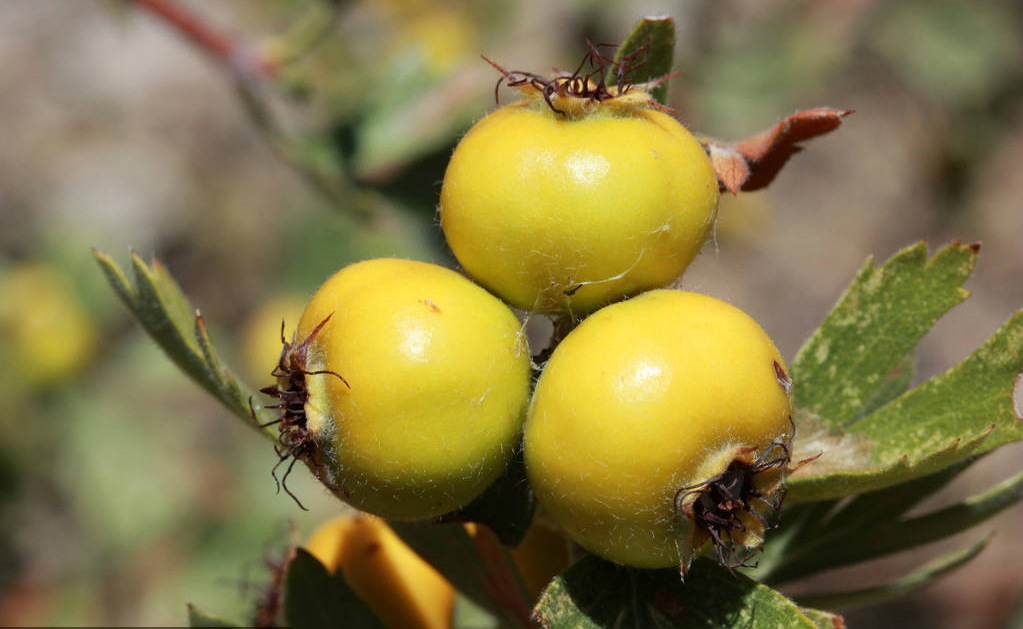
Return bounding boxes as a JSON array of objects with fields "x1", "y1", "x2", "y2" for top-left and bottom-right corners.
[
  {"x1": 608, "y1": 16, "x2": 675, "y2": 105},
  {"x1": 93, "y1": 248, "x2": 279, "y2": 437},
  {"x1": 790, "y1": 309, "x2": 1023, "y2": 501},
  {"x1": 534, "y1": 555, "x2": 823, "y2": 629},
  {"x1": 849, "y1": 310, "x2": 1023, "y2": 458},
  {"x1": 791, "y1": 241, "x2": 978, "y2": 428},
  {"x1": 284, "y1": 548, "x2": 387, "y2": 629}
]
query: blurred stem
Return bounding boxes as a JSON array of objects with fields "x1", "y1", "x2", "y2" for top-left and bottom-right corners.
[
  {"x1": 233, "y1": 81, "x2": 373, "y2": 218},
  {"x1": 129, "y1": 0, "x2": 276, "y2": 78},
  {"x1": 128, "y1": 0, "x2": 373, "y2": 218}
]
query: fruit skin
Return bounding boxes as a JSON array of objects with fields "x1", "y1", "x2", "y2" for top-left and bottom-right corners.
[
  {"x1": 296, "y1": 258, "x2": 530, "y2": 520},
  {"x1": 523, "y1": 289, "x2": 793, "y2": 569},
  {"x1": 306, "y1": 514, "x2": 455, "y2": 629},
  {"x1": 439, "y1": 98, "x2": 718, "y2": 314}
]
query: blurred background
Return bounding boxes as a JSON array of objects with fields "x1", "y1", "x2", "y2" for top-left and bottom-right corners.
[{"x1": 0, "y1": 0, "x2": 1021, "y2": 626}]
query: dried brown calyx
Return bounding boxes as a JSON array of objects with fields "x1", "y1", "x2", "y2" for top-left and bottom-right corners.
[
  {"x1": 674, "y1": 422, "x2": 794, "y2": 574},
  {"x1": 483, "y1": 39, "x2": 676, "y2": 117},
  {"x1": 252, "y1": 314, "x2": 348, "y2": 510}
]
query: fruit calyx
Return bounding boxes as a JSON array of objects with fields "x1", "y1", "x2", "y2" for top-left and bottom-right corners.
[
  {"x1": 255, "y1": 314, "x2": 349, "y2": 509},
  {"x1": 674, "y1": 419, "x2": 795, "y2": 575},
  {"x1": 483, "y1": 40, "x2": 676, "y2": 118}
]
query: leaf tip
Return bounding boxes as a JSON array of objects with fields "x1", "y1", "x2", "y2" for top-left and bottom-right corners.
[{"x1": 91, "y1": 246, "x2": 114, "y2": 267}]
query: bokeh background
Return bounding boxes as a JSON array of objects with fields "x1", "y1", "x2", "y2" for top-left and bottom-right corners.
[{"x1": 0, "y1": 0, "x2": 1021, "y2": 626}]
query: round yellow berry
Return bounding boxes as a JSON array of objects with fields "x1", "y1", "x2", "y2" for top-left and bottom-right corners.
[
  {"x1": 281, "y1": 258, "x2": 530, "y2": 520},
  {"x1": 439, "y1": 97, "x2": 718, "y2": 314},
  {"x1": 524, "y1": 289, "x2": 793, "y2": 569}
]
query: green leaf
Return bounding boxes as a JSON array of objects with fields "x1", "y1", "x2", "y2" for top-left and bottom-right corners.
[
  {"x1": 816, "y1": 457, "x2": 975, "y2": 532},
  {"x1": 772, "y1": 467, "x2": 1023, "y2": 583},
  {"x1": 849, "y1": 309, "x2": 1023, "y2": 458},
  {"x1": 436, "y1": 445, "x2": 535, "y2": 547},
  {"x1": 793, "y1": 535, "x2": 991, "y2": 611},
  {"x1": 609, "y1": 17, "x2": 676, "y2": 105},
  {"x1": 389, "y1": 521, "x2": 533, "y2": 629},
  {"x1": 791, "y1": 241, "x2": 978, "y2": 428},
  {"x1": 789, "y1": 310, "x2": 1023, "y2": 501},
  {"x1": 92, "y1": 249, "x2": 279, "y2": 438},
  {"x1": 797, "y1": 606, "x2": 846, "y2": 629},
  {"x1": 283, "y1": 548, "x2": 387, "y2": 629},
  {"x1": 534, "y1": 555, "x2": 821, "y2": 629},
  {"x1": 852, "y1": 352, "x2": 915, "y2": 421},
  {"x1": 186, "y1": 604, "x2": 239, "y2": 628}
]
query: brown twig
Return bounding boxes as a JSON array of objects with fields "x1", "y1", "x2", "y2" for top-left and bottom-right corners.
[{"x1": 130, "y1": 0, "x2": 275, "y2": 79}]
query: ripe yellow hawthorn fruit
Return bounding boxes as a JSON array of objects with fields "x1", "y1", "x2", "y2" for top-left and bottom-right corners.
[
  {"x1": 268, "y1": 258, "x2": 530, "y2": 520},
  {"x1": 439, "y1": 73, "x2": 718, "y2": 314},
  {"x1": 524, "y1": 289, "x2": 794, "y2": 570},
  {"x1": 306, "y1": 514, "x2": 455, "y2": 629}
]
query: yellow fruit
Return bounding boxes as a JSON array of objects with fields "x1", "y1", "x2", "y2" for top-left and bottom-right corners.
[
  {"x1": 306, "y1": 514, "x2": 454, "y2": 629},
  {"x1": 524, "y1": 290, "x2": 793, "y2": 570},
  {"x1": 267, "y1": 258, "x2": 531, "y2": 520},
  {"x1": 439, "y1": 76, "x2": 718, "y2": 314},
  {"x1": 0, "y1": 263, "x2": 97, "y2": 388}
]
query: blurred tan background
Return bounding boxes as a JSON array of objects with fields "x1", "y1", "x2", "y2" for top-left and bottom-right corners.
[{"x1": 0, "y1": 0, "x2": 1020, "y2": 626}]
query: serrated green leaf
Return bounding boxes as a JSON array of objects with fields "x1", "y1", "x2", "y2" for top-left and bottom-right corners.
[
  {"x1": 284, "y1": 548, "x2": 387, "y2": 629},
  {"x1": 534, "y1": 555, "x2": 820, "y2": 629},
  {"x1": 389, "y1": 521, "x2": 533, "y2": 629},
  {"x1": 93, "y1": 249, "x2": 279, "y2": 438},
  {"x1": 773, "y1": 467, "x2": 1023, "y2": 584},
  {"x1": 609, "y1": 17, "x2": 675, "y2": 104},
  {"x1": 186, "y1": 604, "x2": 239, "y2": 628},
  {"x1": 793, "y1": 535, "x2": 991, "y2": 611},
  {"x1": 791, "y1": 309, "x2": 1023, "y2": 500},
  {"x1": 792, "y1": 241, "x2": 978, "y2": 428},
  {"x1": 850, "y1": 309, "x2": 1023, "y2": 459},
  {"x1": 852, "y1": 352, "x2": 915, "y2": 421}
]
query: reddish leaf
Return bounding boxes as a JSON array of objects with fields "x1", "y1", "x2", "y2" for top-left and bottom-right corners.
[
  {"x1": 704, "y1": 108, "x2": 853, "y2": 193},
  {"x1": 707, "y1": 143, "x2": 750, "y2": 194}
]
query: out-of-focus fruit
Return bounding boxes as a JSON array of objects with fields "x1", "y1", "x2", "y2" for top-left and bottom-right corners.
[{"x1": 306, "y1": 514, "x2": 454, "y2": 629}]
